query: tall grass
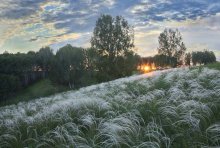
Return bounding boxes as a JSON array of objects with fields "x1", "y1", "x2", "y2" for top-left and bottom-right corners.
[{"x1": 0, "y1": 67, "x2": 220, "y2": 147}]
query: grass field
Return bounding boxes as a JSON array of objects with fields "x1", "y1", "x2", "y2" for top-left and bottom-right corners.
[
  {"x1": 0, "y1": 66, "x2": 220, "y2": 147},
  {"x1": 0, "y1": 79, "x2": 68, "y2": 107}
]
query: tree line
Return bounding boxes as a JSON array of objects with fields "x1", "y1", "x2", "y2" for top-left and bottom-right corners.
[
  {"x1": 142, "y1": 55, "x2": 178, "y2": 68},
  {"x1": 142, "y1": 50, "x2": 216, "y2": 68},
  {"x1": 0, "y1": 47, "x2": 53, "y2": 101},
  {"x1": 141, "y1": 29, "x2": 216, "y2": 68},
  {"x1": 0, "y1": 15, "x2": 140, "y2": 101},
  {"x1": 186, "y1": 50, "x2": 216, "y2": 66}
]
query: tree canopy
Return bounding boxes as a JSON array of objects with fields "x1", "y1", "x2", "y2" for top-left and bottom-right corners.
[
  {"x1": 91, "y1": 15, "x2": 134, "y2": 58},
  {"x1": 185, "y1": 52, "x2": 191, "y2": 66},
  {"x1": 50, "y1": 45, "x2": 85, "y2": 88},
  {"x1": 158, "y1": 29, "x2": 186, "y2": 64},
  {"x1": 91, "y1": 15, "x2": 138, "y2": 80},
  {"x1": 192, "y1": 50, "x2": 216, "y2": 65},
  {"x1": 38, "y1": 47, "x2": 53, "y2": 71}
]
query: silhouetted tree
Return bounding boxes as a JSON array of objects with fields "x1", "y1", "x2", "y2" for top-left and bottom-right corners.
[
  {"x1": 192, "y1": 50, "x2": 216, "y2": 65},
  {"x1": 185, "y1": 52, "x2": 191, "y2": 66},
  {"x1": 0, "y1": 51, "x2": 43, "y2": 100},
  {"x1": 91, "y1": 15, "x2": 134, "y2": 58},
  {"x1": 142, "y1": 57, "x2": 154, "y2": 64},
  {"x1": 0, "y1": 74, "x2": 21, "y2": 101},
  {"x1": 91, "y1": 14, "x2": 137, "y2": 80},
  {"x1": 37, "y1": 47, "x2": 54, "y2": 72},
  {"x1": 154, "y1": 54, "x2": 177, "y2": 68},
  {"x1": 202, "y1": 50, "x2": 216, "y2": 64},
  {"x1": 118, "y1": 50, "x2": 140, "y2": 76},
  {"x1": 50, "y1": 45, "x2": 85, "y2": 88},
  {"x1": 158, "y1": 29, "x2": 186, "y2": 65}
]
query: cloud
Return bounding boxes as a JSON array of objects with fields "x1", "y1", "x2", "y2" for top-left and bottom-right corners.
[
  {"x1": 0, "y1": 0, "x2": 220, "y2": 61},
  {"x1": 0, "y1": 0, "x2": 119, "y2": 53},
  {"x1": 0, "y1": 0, "x2": 48, "y2": 19},
  {"x1": 40, "y1": 0, "x2": 117, "y2": 33},
  {"x1": 127, "y1": 0, "x2": 220, "y2": 22}
]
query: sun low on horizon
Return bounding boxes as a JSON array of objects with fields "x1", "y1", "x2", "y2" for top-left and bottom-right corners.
[{"x1": 0, "y1": 0, "x2": 220, "y2": 60}]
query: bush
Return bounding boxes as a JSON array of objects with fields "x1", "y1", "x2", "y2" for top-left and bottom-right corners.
[
  {"x1": 192, "y1": 50, "x2": 216, "y2": 65},
  {"x1": 0, "y1": 74, "x2": 21, "y2": 101}
]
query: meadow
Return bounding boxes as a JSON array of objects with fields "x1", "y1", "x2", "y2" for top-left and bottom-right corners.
[{"x1": 0, "y1": 67, "x2": 220, "y2": 147}]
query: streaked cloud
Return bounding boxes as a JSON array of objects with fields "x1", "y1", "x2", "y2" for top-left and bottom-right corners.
[
  {"x1": 128, "y1": 0, "x2": 220, "y2": 21},
  {"x1": 0, "y1": 0, "x2": 220, "y2": 60}
]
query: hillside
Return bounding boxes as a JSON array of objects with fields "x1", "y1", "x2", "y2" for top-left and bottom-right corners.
[
  {"x1": 0, "y1": 67, "x2": 220, "y2": 147},
  {"x1": 0, "y1": 79, "x2": 69, "y2": 107}
]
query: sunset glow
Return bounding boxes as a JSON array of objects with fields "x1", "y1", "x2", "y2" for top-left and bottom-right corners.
[
  {"x1": 138, "y1": 63, "x2": 156, "y2": 73},
  {"x1": 144, "y1": 66, "x2": 150, "y2": 72}
]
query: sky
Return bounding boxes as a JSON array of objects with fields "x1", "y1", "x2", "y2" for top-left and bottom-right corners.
[{"x1": 0, "y1": 0, "x2": 220, "y2": 60}]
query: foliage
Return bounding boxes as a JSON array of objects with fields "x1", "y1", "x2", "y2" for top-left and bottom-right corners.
[
  {"x1": 158, "y1": 29, "x2": 186, "y2": 64},
  {"x1": 0, "y1": 49, "x2": 53, "y2": 100},
  {"x1": 0, "y1": 79, "x2": 68, "y2": 106},
  {"x1": 0, "y1": 74, "x2": 21, "y2": 102},
  {"x1": 154, "y1": 54, "x2": 177, "y2": 68},
  {"x1": 141, "y1": 54, "x2": 177, "y2": 68},
  {"x1": 91, "y1": 15, "x2": 134, "y2": 58},
  {"x1": 50, "y1": 44, "x2": 85, "y2": 88},
  {"x1": 91, "y1": 15, "x2": 138, "y2": 80},
  {"x1": 37, "y1": 47, "x2": 53, "y2": 71},
  {"x1": 192, "y1": 50, "x2": 216, "y2": 65},
  {"x1": 185, "y1": 52, "x2": 191, "y2": 66},
  {"x1": 122, "y1": 51, "x2": 140, "y2": 76}
]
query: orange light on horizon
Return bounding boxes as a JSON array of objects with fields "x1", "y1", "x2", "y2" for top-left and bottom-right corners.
[
  {"x1": 138, "y1": 63, "x2": 157, "y2": 73},
  {"x1": 151, "y1": 63, "x2": 156, "y2": 70},
  {"x1": 144, "y1": 65, "x2": 150, "y2": 72}
]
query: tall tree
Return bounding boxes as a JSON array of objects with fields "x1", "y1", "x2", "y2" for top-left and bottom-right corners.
[
  {"x1": 158, "y1": 29, "x2": 186, "y2": 65},
  {"x1": 91, "y1": 14, "x2": 136, "y2": 79},
  {"x1": 91, "y1": 15, "x2": 134, "y2": 58}
]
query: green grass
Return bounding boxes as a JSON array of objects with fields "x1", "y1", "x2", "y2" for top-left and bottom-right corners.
[
  {"x1": 190, "y1": 62, "x2": 220, "y2": 71},
  {"x1": 0, "y1": 79, "x2": 69, "y2": 106},
  {"x1": 203, "y1": 62, "x2": 220, "y2": 70}
]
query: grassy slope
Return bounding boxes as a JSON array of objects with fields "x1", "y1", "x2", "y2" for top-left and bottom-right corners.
[
  {"x1": 0, "y1": 79, "x2": 68, "y2": 106},
  {"x1": 2, "y1": 62, "x2": 219, "y2": 107},
  {"x1": 0, "y1": 67, "x2": 220, "y2": 147}
]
